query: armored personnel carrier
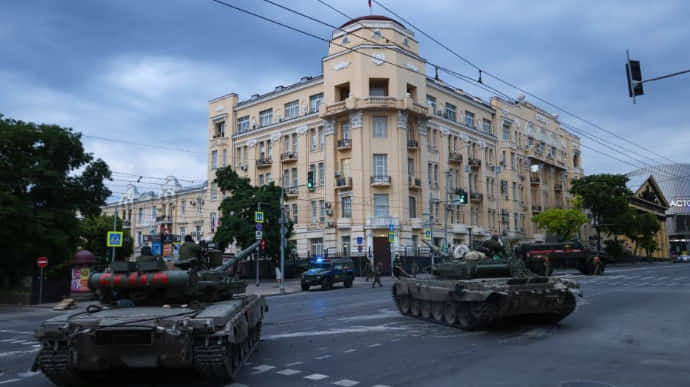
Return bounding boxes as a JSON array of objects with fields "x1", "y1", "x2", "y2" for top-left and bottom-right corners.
[
  {"x1": 392, "y1": 238, "x2": 581, "y2": 330},
  {"x1": 32, "y1": 240, "x2": 266, "y2": 386}
]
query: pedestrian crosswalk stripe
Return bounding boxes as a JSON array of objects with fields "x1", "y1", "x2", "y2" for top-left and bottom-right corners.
[
  {"x1": 285, "y1": 361, "x2": 303, "y2": 367},
  {"x1": 276, "y1": 368, "x2": 301, "y2": 376},
  {"x1": 369, "y1": 343, "x2": 382, "y2": 347},
  {"x1": 333, "y1": 379, "x2": 360, "y2": 386},
  {"x1": 344, "y1": 349, "x2": 356, "y2": 353},
  {"x1": 251, "y1": 365, "x2": 276, "y2": 374},
  {"x1": 0, "y1": 379, "x2": 21, "y2": 385},
  {"x1": 315, "y1": 354, "x2": 331, "y2": 360},
  {"x1": 305, "y1": 373, "x2": 329, "y2": 381}
]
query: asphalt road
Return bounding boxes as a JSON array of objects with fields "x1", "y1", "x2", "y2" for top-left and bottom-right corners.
[{"x1": 2, "y1": 263, "x2": 690, "y2": 387}]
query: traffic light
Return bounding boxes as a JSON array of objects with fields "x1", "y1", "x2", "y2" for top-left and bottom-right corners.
[
  {"x1": 307, "y1": 171, "x2": 315, "y2": 191},
  {"x1": 626, "y1": 59, "x2": 644, "y2": 97},
  {"x1": 261, "y1": 239, "x2": 266, "y2": 252},
  {"x1": 454, "y1": 189, "x2": 468, "y2": 205},
  {"x1": 104, "y1": 249, "x2": 112, "y2": 263}
]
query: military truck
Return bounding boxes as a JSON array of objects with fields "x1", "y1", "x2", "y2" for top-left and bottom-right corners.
[
  {"x1": 518, "y1": 240, "x2": 604, "y2": 275},
  {"x1": 301, "y1": 257, "x2": 354, "y2": 290},
  {"x1": 32, "y1": 240, "x2": 267, "y2": 386},
  {"x1": 392, "y1": 238, "x2": 581, "y2": 330}
]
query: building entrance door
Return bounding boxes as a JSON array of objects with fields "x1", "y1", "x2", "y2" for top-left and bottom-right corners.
[{"x1": 373, "y1": 236, "x2": 390, "y2": 275}]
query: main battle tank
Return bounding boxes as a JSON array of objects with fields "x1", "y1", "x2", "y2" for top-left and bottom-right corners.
[
  {"x1": 32, "y1": 240, "x2": 266, "y2": 386},
  {"x1": 392, "y1": 237, "x2": 581, "y2": 330}
]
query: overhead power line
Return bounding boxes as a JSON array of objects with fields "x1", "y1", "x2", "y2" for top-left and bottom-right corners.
[{"x1": 82, "y1": 134, "x2": 206, "y2": 155}]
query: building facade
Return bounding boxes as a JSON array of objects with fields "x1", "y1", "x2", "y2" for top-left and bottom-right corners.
[
  {"x1": 102, "y1": 177, "x2": 210, "y2": 252},
  {"x1": 206, "y1": 16, "x2": 583, "y2": 265}
]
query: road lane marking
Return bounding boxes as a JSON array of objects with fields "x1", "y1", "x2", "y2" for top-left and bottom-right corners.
[
  {"x1": 369, "y1": 343, "x2": 382, "y2": 347},
  {"x1": 226, "y1": 384, "x2": 248, "y2": 387},
  {"x1": 0, "y1": 349, "x2": 39, "y2": 358},
  {"x1": 0, "y1": 330, "x2": 32, "y2": 335},
  {"x1": 251, "y1": 365, "x2": 276, "y2": 374},
  {"x1": 305, "y1": 373, "x2": 329, "y2": 381},
  {"x1": 391, "y1": 338, "x2": 401, "y2": 342},
  {"x1": 0, "y1": 380, "x2": 20, "y2": 385},
  {"x1": 315, "y1": 354, "x2": 332, "y2": 360},
  {"x1": 277, "y1": 369, "x2": 301, "y2": 376},
  {"x1": 344, "y1": 349, "x2": 356, "y2": 353},
  {"x1": 285, "y1": 361, "x2": 303, "y2": 367},
  {"x1": 263, "y1": 324, "x2": 407, "y2": 340},
  {"x1": 333, "y1": 379, "x2": 359, "y2": 386},
  {"x1": 17, "y1": 370, "x2": 39, "y2": 378}
]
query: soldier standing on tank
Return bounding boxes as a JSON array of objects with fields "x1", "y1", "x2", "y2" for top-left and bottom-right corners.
[
  {"x1": 372, "y1": 262, "x2": 383, "y2": 288},
  {"x1": 179, "y1": 235, "x2": 201, "y2": 266},
  {"x1": 484, "y1": 235, "x2": 503, "y2": 258}
]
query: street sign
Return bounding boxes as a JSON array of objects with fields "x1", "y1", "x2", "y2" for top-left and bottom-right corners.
[
  {"x1": 388, "y1": 232, "x2": 395, "y2": 243},
  {"x1": 37, "y1": 257, "x2": 48, "y2": 268},
  {"x1": 255, "y1": 231, "x2": 263, "y2": 240},
  {"x1": 256, "y1": 223, "x2": 263, "y2": 231},
  {"x1": 356, "y1": 236, "x2": 363, "y2": 245},
  {"x1": 254, "y1": 211, "x2": 264, "y2": 223},
  {"x1": 107, "y1": 231, "x2": 123, "y2": 247},
  {"x1": 389, "y1": 224, "x2": 395, "y2": 232},
  {"x1": 424, "y1": 229, "x2": 432, "y2": 240}
]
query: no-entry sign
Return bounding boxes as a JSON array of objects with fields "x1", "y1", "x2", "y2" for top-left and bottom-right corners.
[{"x1": 37, "y1": 257, "x2": 48, "y2": 268}]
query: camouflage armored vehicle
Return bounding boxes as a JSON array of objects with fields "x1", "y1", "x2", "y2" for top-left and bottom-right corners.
[
  {"x1": 392, "y1": 237, "x2": 581, "y2": 330},
  {"x1": 32, "y1": 240, "x2": 266, "y2": 386},
  {"x1": 518, "y1": 240, "x2": 605, "y2": 275}
]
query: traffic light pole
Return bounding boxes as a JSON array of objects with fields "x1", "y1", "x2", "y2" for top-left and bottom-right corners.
[
  {"x1": 444, "y1": 170, "x2": 450, "y2": 253},
  {"x1": 429, "y1": 190, "x2": 434, "y2": 267},
  {"x1": 112, "y1": 203, "x2": 118, "y2": 264},
  {"x1": 256, "y1": 202, "x2": 262, "y2": 287}
]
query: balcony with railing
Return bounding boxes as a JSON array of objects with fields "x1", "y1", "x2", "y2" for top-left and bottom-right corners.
[
  {"x1": 407, "y1": 139, "x2": 419, "y2": 150},
  {"x1": 256, "y1": 156, "x2": 272, "y2": 168},
  {"x1": 449, "y1": 152, "x2": 463, "y2": 163},
  {"x1": 469, "y1": 158, "x2": 481, "y2": 168},
  {"x1": 209, "y1": 136, "x2": 229, "y2": 148},
  {"x1": 530, "y1": 174, "x2": 541, "y2": 185},
  {"x1": 336, "y1": 138, "x2": 352, "y2": 150},
  {"x1": 408, "y1": 176, "x2": 421, "y2": 190},
  {"x1": 366, "y1": 216, "x2": 400, "y2": 229},
  {"x1": 410, "y1": 218, "x2": 424, "y2": 229},
  {"x1": 280, "y1": 151, "x2": 297, "y2": 162},
  {"x1": 370, "y1": 175, "x2": 392, "y2": 186},
  {"x1": 335, "y1": 177, "x2": 352, "y2": 190},
  {"x1": 321, "y1": 96, "x2": 430, "y2": 119},
  {"x1": 323, "y1": 100, "x2": 346, "y2": 115},
  {"x1": 532, "y1": 205, "x2": 542, "y2": 214},
  {"x1": 285, "y1": 186, "x2": 298, "y2": 197},
  {"x1": 470, "y1": 192, "x2": 483, "y2": 202},
  {"x1": 122, "y1": 220, "x2": 131, "y2": 229},
  {"x1": 554, "y1": 183, "x2": 563, "y2": 191},
  {"x1": 155, "y1": 215, "x2": 171, "y2": 224}
]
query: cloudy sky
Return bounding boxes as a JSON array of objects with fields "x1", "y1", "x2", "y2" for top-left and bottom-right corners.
[{"x1": 2, "y1": 0, "x2": 689, "y2": 199}]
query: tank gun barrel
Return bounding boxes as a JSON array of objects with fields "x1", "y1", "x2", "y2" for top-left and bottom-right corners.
[
  {"x1": 422, "y1": 240, "x2": 444, "y2": 256},
  {"x1": 214, "y1": 240, "x2": 261, "y2": 272}
]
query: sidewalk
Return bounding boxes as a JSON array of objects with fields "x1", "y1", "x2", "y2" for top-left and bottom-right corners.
[{"x1": 244, "y1": 278, "x2": 303, "y2": 297}]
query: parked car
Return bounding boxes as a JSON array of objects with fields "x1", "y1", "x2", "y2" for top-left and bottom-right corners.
[
  {"x1": 673, "y1": 254, "x2": 690, "y2": 263},
  {"x1": 301, "y1": 258, "x2": 354, "y2": 290}
]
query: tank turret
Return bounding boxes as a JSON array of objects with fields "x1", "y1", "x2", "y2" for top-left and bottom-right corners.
[{"x1": 89, "y1": 240, "x2": 261, "y2": 305}]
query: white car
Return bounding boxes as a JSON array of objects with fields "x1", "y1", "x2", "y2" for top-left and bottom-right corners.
[{"x1": 674, "y1": 255, "x2": 690, "y2": 263}]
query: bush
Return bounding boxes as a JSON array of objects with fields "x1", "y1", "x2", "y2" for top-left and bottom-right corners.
[{"x1": 604, "y1": 240, "x2": 624, "y2": 259}]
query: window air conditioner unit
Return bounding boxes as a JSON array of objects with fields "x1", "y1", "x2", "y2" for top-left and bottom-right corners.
[
  {"x1": 327, "y1": 221, "x2": 335, "y2": 228},
  {"x1": 326, "y1": 209, "x2": 333, "y2": 216},
  {"x1": 324, "y1": 201, "x2": 331, "y2": 208}
]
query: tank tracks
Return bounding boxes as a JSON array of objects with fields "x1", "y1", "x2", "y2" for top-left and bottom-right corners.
[
  {"x1": 392, "y1": 285, "x2": 576, "y2": 330},
  {"x1": 193, "y1": 323, "x2": 262, "y2": 384},
  {"x1": 37, "y1": 348, "x2": 86, "y2": 387}
]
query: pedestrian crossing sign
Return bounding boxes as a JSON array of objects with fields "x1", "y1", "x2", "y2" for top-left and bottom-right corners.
[
  {"x1": 388, "y1": 232, "x2": 395, "y2": 243},
  {"x1": 254, "y1": 211, "x2": 264, "y2": 223},
  {"x1": 424, "y1": 229, "x2": 432, "y2": 240},
  {"x1": 107, "y1": 231, "x2": 123, "y2": 247}
]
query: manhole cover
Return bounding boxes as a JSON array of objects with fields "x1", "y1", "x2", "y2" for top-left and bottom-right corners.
[{"x1": 561, "y1": 381, "x2": 614, "y2": 387}]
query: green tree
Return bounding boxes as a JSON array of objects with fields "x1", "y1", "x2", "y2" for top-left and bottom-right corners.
[
  {"x1": 531, "y1": 208, "x2": 587, "y2": 241},
  {"x1": 570, "y1": 174, "x2": 632, "y2": 253},
  {"x1": 79, "y1": 214, "x2": 133, "y2": 265},
  {"x1": 213, "y1": 167, "x2": 294, "y2": 266},
  {"x1": 0, "y1": 115, "x2": 111, "y2": 286},
  {"x1": 623, "y1": 211, "x2": 661, "y2": 256}
]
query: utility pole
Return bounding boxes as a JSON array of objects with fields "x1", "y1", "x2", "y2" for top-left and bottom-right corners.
[
  {"x1": 256, "y1": 201, "x2": 263, "y2": 287},
  {"x1": 429, "y1": 190, "x2": 434, "y2": 267},
  {"x1": 279, "y1": 180, "x2": 285, "y2": 294},
  {"x1": 444, "y1": 170, "x2": 450, "y2": 253}
]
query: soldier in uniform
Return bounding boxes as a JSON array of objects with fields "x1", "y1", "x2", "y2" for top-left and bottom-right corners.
[
  {"x1": 176, "y1": 235, "x2": 201, "y2": 268},
  {"x1": 483, "y1": 235, "x2": 503, "y2": 258},
  {"x1": 363, "y1": 258, "x2": 372, "y2": 281},
  {"x1": 593, "y1": 256, "x2": 603, "y2": 275},
  {"x1": 372, "y1": 262, "x2": 383, "y2": 288}
]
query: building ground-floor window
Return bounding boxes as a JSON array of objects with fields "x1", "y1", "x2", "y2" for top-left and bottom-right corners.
[
  {"x1": 310, "y1": 238, "x2": 323, "y2": 256},
  {"x1": 342, "y1": 236, "x2": 350, "y2": 256}
]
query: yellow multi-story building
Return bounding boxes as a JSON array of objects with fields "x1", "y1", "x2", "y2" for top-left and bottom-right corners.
[
  {"x1": 102, "y1": 177, "x2": 209, "y2": 252},
  {"x1": 205, "y1": 15, "x2": 583, "y2": 268}
]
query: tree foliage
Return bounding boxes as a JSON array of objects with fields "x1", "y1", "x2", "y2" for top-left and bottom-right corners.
[
  {"x1": 79, "y1": 215, "x2": 133, "y2": 265},
  {"x1": 623, "y1": 211, "x2": 661, "y2": 256},
  {"x1": 531, "y1": 208, "x2": 587, "y2": 241},
  {"x1": 0, "y1": 115, "x2": 112, "y2": 286},
  {"x1": 213, "y1": 167, "x2": 294, "y2": 266}
]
